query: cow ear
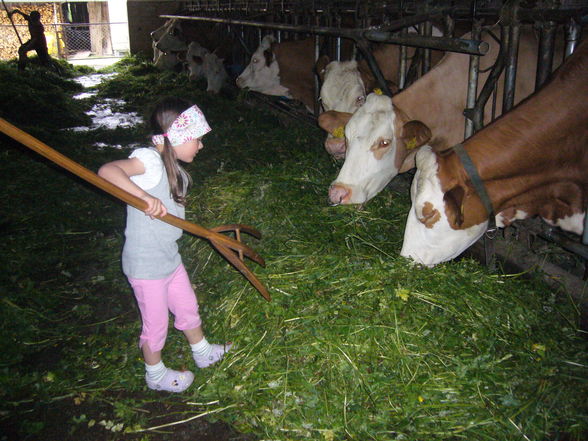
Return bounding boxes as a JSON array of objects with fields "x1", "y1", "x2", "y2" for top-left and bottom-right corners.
[
  {"x1": 399, "y1": 149, "x2": 417, "y2": 173},
  {"x1": 261, "y1": 35, "x2": 275, "y2": 48},
  {"x1": 318, "y1": 111, "x2": 353, "y2": 135},
  {"x1": 386, "y1": 80, "x2": 399, "y2": 95},
  {"x1": 443, "y1": 185, "x2": 465, "y2": 227},
  {"x1": 400, "y1": 120, "x2": 431, "y2": 150},
  {"x1": 315, "y1": 55, "x2": 330, "y2": 81},
  {"x1": 263, "y1": 49, "x2": 274, "y2": 67}
]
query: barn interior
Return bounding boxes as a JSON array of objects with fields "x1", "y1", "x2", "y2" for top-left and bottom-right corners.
[{"x1": 0, "y1": 1, "x2": 587, "y2": 440}]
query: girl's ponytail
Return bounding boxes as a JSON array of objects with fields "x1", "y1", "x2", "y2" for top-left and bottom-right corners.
[{"x1": 150, "y1": 97, "x2": 194, "y2": 205}]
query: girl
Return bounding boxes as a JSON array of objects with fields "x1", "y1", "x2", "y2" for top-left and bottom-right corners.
[{"x1": 98, "y1": 97, "x2": 231, "y2": 393}]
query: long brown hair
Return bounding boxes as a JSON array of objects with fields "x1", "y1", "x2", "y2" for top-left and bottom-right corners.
[{"x1": 150, "y1": 97, "x2": 193, "y2": 205}]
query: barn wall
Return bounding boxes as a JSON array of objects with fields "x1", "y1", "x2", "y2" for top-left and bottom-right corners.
[
  {"x1": 126, "y1": 1, "x2": 182, "y2": 55},
  {"x1": 0, "y1": 3, "x2": 59, "y2": 60}
]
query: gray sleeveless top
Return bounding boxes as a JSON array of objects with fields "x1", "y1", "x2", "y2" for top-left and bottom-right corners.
[{"x1": 122, "y1": 148, "x2": 186, "y2": 279}]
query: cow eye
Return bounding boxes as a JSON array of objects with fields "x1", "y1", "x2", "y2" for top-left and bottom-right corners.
[
  {"x1": 356, "y1": 95, "x2": 365, "y2": 106},
  {"x1": 252, "y1": 57, "x2": 258, "y2": 63},
  {"x1": 379, "y1": 139, "x2": 391, "y2": 148}
]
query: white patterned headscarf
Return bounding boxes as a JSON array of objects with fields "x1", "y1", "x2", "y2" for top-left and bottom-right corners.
[{"x1": 152, "y1": 105, "x2": 211, "y2": 147}]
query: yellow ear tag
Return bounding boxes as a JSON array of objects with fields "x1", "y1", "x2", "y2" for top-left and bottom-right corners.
[
  {"x1": 406, "y1": 137, "x2": 418, "y2": 150},
  {"x1": 332, "y1": 126, "x2": 345, "y2": 139},
  {"x1": 374, "y1": 88, "x2": 383, "y2": 95}
]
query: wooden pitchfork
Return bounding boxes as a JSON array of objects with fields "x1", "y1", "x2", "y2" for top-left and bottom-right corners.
[
  {"x1": 1, "y1": 0, "x2": 23, "y2": 45},
  {"x1": 0, "y1": 117, "x2": 271, "y2": 301}
]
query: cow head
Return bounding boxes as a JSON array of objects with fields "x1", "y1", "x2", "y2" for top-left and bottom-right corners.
[
  {"x1": 186, "y1": 41, "x2": 209, "y2": 80},
  {"x1": 236, "y1": 35, "x2": 288, "y2": 96},
  {"x1": 152, "y1": 19, "x2": 188, "y2": 71},
  {"x1": 317, "y1": 59, "x2": 368, "y2": 159},
  {"x1": 150, "y1": 19, "x2": 175, "y2": 45},
  {"x1": 327, "y1": 93, "x2": 431, "y2": 205},
  {"x1": 203, "y1": 52, "x2": 228, "y2": 94},
  {"x1": 319, "y1": 60, "x2": 367, "y2": 113},
  {"x1": 400, "y1": 146, "x2": 488, "y2": 266},
  {"x1": 152, "y1": 19, "x2": 188, "y2": 55}
]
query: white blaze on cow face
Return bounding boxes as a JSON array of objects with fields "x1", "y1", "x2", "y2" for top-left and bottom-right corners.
[
  {"x1": 320, "y1": 60, "x2": 366, "y2": 113},
  {"x1": 400, "y1": 146, "x2": 488, "y2": 266},
  {"x1": 203, "y1": 52, "x2": 228, "y2": 94},
  {"x1": 236, "y1": 35, "x2": 290, "y2": 97},
  {"x1": 320, "y1": 60, "x2": 367, "y2": 161},
  {"x1": 186, "y1": 42, "x2": 209, "y2": 80},
  {"x1": 329, "y1": 94, "x2": 399, "y2": 205}
]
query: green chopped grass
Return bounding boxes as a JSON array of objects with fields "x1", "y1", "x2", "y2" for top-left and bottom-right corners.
[
  {"x1": 183, "y1": 155, "x2": 588, "y2": 440},
  {"x1": 0, "y1": 55, "x2": 586, "y2": 440}
]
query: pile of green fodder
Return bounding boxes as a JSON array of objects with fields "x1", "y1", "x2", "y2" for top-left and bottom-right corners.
[
  {"x1": 177, "y1": 121, "x2": 588, "y2": 439},
  {"x1": 1, "y1": 54, "x2": 586, "y2": 440},
  {"x1": 0, "y1": 60, "x2": 92, "y2": 131},
  {"x1": 90, "y1": 54, "x2": 587, "y2": 439}
]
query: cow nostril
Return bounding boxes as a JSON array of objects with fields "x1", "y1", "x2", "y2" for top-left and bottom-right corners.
[{"x1": 329, "y1": 185, "x2": 349, "y2": 206}]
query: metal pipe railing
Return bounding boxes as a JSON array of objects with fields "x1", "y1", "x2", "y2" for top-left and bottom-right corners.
[
  {"x1": 464, "y1": 19, "x2": 482, "y2": 139},
  {"x1": 565, "y1": 17, "x2": 582, "y2": 59},
  {"x1": 535, "y1": 20, "x2": 557, "y2": 91},
  {"x1": 502, "y1": 23, "x2": 520, "y2": 113},
  {"x1": 162, "y1": 2, "x2": 588, "y2": 268},
  {"x1": 161, "y1": 11, "x2": 490, "y2": 98}
]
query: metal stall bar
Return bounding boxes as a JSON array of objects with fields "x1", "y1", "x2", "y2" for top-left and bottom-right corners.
[
  {"x1": 362, "y1": 28, "x2": 489, "y2": 54},
  {"x1": 161, "y1": 12, "x2": 489, "y2": 100},
  {"x1": 565, "y1": 17, "x2": 582, "y2": 59},
  {"x1": 535, "y1": 20, "x2": 557, "y2": 91},
  {"x1": 464, "y1": 19, "x2": 482, "y2": 140},
  {"x1": 398, "y1": 26, "x2": 408, "y2": 89},
  {"x1": 421, "y1": 20, "x2": 433, "y2": 75}
]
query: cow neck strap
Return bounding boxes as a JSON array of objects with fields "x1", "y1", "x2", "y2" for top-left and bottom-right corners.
[{"x1": 452, "y1": 143, "x2": 496, "y2": 232}]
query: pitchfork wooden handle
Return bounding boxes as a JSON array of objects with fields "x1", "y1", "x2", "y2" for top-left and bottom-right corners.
[{"x1": 0, "y1": 117, "x2": 271, "y2": 301}]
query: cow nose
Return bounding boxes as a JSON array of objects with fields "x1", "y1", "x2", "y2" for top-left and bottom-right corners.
[
  {"x1": 235, "y1": 76, "x2": 244, "y2": 88},
  {"x1": 329, "y1": 184, "x2": 350, "y2": 206}
]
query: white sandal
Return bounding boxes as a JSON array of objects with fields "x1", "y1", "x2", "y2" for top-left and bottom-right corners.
[{"x1": 146, "y1": 368, "x2": 194, "y2": 392}]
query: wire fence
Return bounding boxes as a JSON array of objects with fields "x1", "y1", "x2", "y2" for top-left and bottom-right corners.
[{"x1": 0, "y1": 22, "x2": 128, "y2": 60}]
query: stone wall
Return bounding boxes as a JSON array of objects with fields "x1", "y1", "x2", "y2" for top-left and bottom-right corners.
[
  {"x1": 0, "y1": 3, "x2": 61, "y2": 60},
  {"x1": 126, "y1": 1, "x2": 181, "y2": 56}
]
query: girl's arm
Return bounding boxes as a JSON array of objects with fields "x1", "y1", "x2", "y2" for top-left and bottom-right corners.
[{"x1": 98, "y1": 158, "x2": 168, "y2": 218}]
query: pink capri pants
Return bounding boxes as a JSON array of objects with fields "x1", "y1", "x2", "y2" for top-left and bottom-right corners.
[{"x1": 128, "y1": 264, "x2": 202, "y2": 352}]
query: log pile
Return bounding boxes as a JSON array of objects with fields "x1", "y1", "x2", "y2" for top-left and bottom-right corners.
[{"x1": 0, "y1": 3, "x2": 61, "y2": 60}]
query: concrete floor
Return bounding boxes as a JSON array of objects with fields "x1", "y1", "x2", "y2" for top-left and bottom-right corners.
[{"x1": 67, "y1": 51, "x2": 124, "y2": 69}]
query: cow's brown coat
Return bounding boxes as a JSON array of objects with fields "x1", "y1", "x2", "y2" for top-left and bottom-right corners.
[{"x1": 435, "y1": 40, "x2": 588, "y2": 232}]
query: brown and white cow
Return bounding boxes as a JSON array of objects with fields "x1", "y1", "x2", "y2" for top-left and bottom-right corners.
[
  {"x1": 236, "y1": 35, "x2": 317, "y2": 112},
  {"x1": 400, "y1": 39, "x2": 588, "y2": 266},
  {"x1": 317, "y1": 36, "x2": 444, "y2": 159},
  {"x1": 322, "y1": 25, "x2": 563, "y2": 205},
  {"x1": 151, "y1": 19, "x2": 188, "y2": 72},
  {"x1": 202, "y1": 52, "x2": 228, "y2": 94},
  {"x1": 151, "y1": 19, "x2": 229, "y2": 92}
]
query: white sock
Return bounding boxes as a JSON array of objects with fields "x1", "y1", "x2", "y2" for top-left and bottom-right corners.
[
  {"x1": 190, "y1": 337, "x2": 212, "y2": 359},
  {"x1": 145, "y1": 360, "x2": 167, "y2": 383}
]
